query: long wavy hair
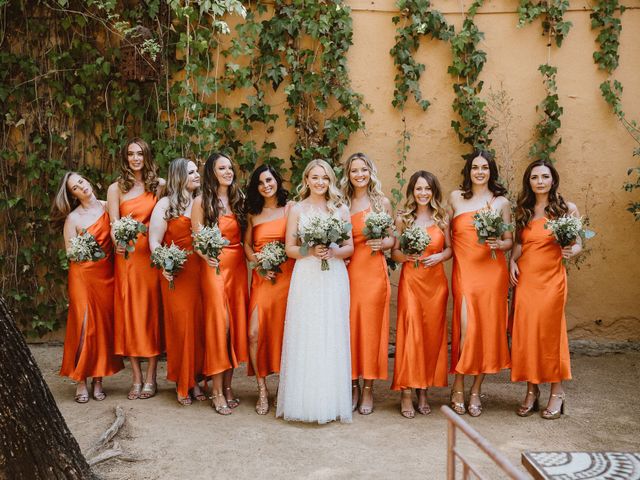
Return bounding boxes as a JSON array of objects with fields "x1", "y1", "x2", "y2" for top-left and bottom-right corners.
[
  {"x1": 50, "y1": 171, "x2": 83, "y2": 228},
  {"x1": 515, "y1": 159, "x2": 568, "y2": 240},
  {"x1": 340, "y1": 152, "x2": 385, "y2": 212},
  {"x1": 164, "y1": 158, "x2": 197, "y2": 220},
  {"x1": 399, "y1": 171, "x2": 448, "y2": 230},
  {"x1": 296, "y1": 159, "x2": 344, "y2": 213},
  {"x1": 201, "y1": 152, "x2": 246, "y2": 229},
  {"x1": 245, "y1": 164, "x2": 289, "y2": 215},
  {"x1": 460, "y1": 150, "x2": 507, "y2": 199},
  {"x1": 118, "y1": 137, "x2": 160, "y2": 194}
]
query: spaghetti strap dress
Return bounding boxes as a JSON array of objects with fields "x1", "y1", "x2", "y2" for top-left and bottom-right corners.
[{"x1": 60, "y1": 211, "x2": 124, "y2": 380}]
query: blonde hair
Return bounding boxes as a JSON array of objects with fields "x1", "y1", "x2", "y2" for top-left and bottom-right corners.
[
  {"x1": 399, "y1": 171, "x2": 448, "y2": 230},
  {"x1": 296, "y1": 159, "x2": 344, "y2": 213},
  {"x1": 164, "y1": 158, "x2": 197, "y2": 220},
  {"x1": 340, "y1": 152, "x2": 386, "y2": 212},
  {"x1": 50, "y1": 171, "x2": 82, "y2": 228}
]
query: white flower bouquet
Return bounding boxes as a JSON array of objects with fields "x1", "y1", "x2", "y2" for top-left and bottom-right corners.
[
  {"x1": 67, "y1": 230, "x2": 106, "y2": 262},
  {"x1": 299, "y1": 215, "x2": 352, "y2": 271},
  {"x1": 151, "y1": 242, "x2": 191, "y2": 289},
  {"x1": 192, "y1": 224, "x2": 229, "y2": 275},
  {"x1": 362, "y1": 211, "x2": 394, "y2": 255},
  {"x1": 472, "y1": 207, "x2": 513, "y2": 259},
  {"x1": 398, "y1": 224, "x2": 431, "y2": 268},
  {"x1": 249, "y1": 241, "x2": 288, "y2": 284},
  {"x1": 545, "y1": 215, "x2": 595, "y2": 247},
  {"x1": 112, "y1": 214, "x2": 147, "y2": 259}
]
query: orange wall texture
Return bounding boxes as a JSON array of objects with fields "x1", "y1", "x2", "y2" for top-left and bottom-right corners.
[{"x1": 338, "y1": 0, "x2": 639, "y2": 341}]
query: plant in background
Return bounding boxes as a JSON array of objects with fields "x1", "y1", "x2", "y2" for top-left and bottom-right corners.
[
  {"x1": 517, "y1": 0, "x2": 573, "y2": 47},
  {"x1": 529, "y1": 64, "x2": 562, "y2": 163}
]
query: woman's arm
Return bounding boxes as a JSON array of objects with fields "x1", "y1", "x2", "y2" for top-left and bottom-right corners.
[
  {"x1": 148, "y1": 198, "x2": 169, "y2": 253},
  {"x1": 487, "y1": 196, "x2": 513, "y2": 252},
  {"x1": 367, "y1": 196, "x2": 395, "y2": 252},
  {"x1": 284, "y1": 204, "x2": 306, "y2": 260},
  {"x1": 422, "y1": 220, "x2": 453, "y2": 267},
  {"x1": 390, "y1": 217, "x2": 420, "y2": 264},
  {"x1": 562, "y1": 202, "x2": 583, "y2": 258},
  {"x1": 62, "y1": 214, "x2": 77, "y2": 252},
  {"x1": 106, "y1": 183, "x2": 126, "y2": 254},
  {"x1": 509, "y1": 241, "x2": 523, "y2": 286},
  {"x1": 243, "y1": 215, "x2": 257, "y2": 263},
  {"x1": 326, "y1": 206, "x2": 354, "y2": 260}
]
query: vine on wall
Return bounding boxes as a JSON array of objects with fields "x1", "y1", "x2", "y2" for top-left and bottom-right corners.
[
  {"x1": 529, "y1": 64, "x2": 562, "y2": 163},
  {"x1": 517, "y1": 0, "x2": 573, "y2": 47}
]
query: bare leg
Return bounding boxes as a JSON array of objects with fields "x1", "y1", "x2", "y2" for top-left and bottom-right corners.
[
  {"x1": 128, "y1": 357, "x2": 143, "y2": 400},
  {"x1": 352, "y1": 379, "x2": 360, "y2": 412},
  {"x1": 91, "y1": 376, "x2": 105, "y2": 401},
  {"x1": 400, "y1": 389, "x2": 415, "y2": 419},
  {"x1": 359, "y1": 379, "x2": 374, "y2": 415},
  {"x1": 223, "y1": 368, "x2": 238, "y2": 408},
  {"x1": 211, "y1": 372, "x2": 231, "y2": 415},
  {"x1": 542, "y1": 382, "x2": 565, "y2": 419},
  {"x1": 75, "y1": 378, "x2": 89, "y2": 403},
  {"x1": 417, "y1": 388, "x2": 431, "y2": 415},
  {"x1": 517, "y1": 382, "x2": 540, "y2": 416},
  {"x1": 449, "y1": 374, "x2": 466, "y2": 415}
]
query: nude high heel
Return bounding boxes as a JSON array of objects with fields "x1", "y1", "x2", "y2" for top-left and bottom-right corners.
[
  {"x1": 516, "y1": 390, "x2": 540, "y2": 417},
  {"x1": 541, "y1": 393, "x2": 565, "y2": 420}
]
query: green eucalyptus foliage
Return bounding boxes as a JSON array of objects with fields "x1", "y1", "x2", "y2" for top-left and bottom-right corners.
[{"x1": 0, "y1": 0, "x2": 365, "y2": 333}]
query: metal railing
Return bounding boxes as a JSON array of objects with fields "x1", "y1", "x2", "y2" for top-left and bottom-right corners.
[{"x1": 441, "y1": 406, "x2": 530, "y2": 480}]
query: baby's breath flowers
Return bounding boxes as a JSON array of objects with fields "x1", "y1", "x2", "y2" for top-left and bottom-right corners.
[
  {"x1": 399, "y1": 225, "x2": 431, "y2": 268},
  {"x1": 67, "y1": 230, "x2": 106, "y2": 262},
  {"x1": 545, "y1": 215, "x2": 594, "y2": 247},
  {"x1": 299, "y1": 215, "x2": 352, "y2": 271},
  {"x1": 250, "y1": 241, "x2": 288, "y2": 284},
  {"x1": 112, "y1": 214, "x2": 147, "y2": 259},
  {"x1": 192, "y1": 224, "x2": 229, "y2": 275},
  {"x1": 150, "y1": 242, "x2": 190, "y2": 289},
  {"x1": 362, "y1": 211, "x2": 394, "y2": 255},
  {"x1": 473, "y1": 207, "x2": 513, "y2": 259}
]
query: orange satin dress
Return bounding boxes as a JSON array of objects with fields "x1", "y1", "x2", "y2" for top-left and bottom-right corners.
[
  {"x1": 160, "y1": 216, "x2": 204, "y2": 398},
  {"x1": 247, "y1": 215, "x2": 294, "y2": 377},
  {"x1": 511, "y1": 218, "x2": 571, "y2": 383},
  {"x1": 113, "y1": 192, "x2": 162, "y2": 357},
  {"x1": 200, "y1": 253, "x2": 236, "y2": 377},
  {"x1": 60, "y1": 211, "x2": 124, "y2": 381},
  {"x1": 392, "y1": 225, "x2": 448, "y2": 390},
  {"x1": 450, "y1": 211, "x2": 510, "y2": 374},
  {"x1": 219, "y1": 214, "x2": 249, "y2": 363},
  {"x1": 347, "y1": 209, "x2": 390, "y2": 380}
]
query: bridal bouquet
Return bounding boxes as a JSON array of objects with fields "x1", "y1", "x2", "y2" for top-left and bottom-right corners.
[
  {"x1": 299, "y1": 215, "x2": 352, "y2": 271},
  {"x1": 362, "y1": 211, "x2": 394, "y2": 255},
  {"x1": 545, "y1": 215, "x2": 595, "y2": 247},
  {"x1": 112, "y1": 214, "x2": 147, "y2": 259},
  {"x1": 399, "y1": 224, "x2": 431, "y2": 268},
  {"x1": 151, "y1": 242, "x2": 190, "y2": 289},
  {"x1": 250, "y1": 241, "x2": 288, "y2": 284},
  {"x1": 192, "y1": 224, "x2": 229, "y2": 275},
  {"x1": 67, "y1": 230, "x2": 106, "y2": 262},
  {"x1": 472, "y1": 207, "x2": 513, "y2": 259}
]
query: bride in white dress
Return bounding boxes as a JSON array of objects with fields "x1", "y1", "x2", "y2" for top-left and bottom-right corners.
[{"x1": 276, "y1": 159, "x2": 354, "y2": 424}]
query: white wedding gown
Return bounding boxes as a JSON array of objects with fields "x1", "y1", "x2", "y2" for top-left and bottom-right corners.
[{"x1": 276, "y1": 210, "x2": 352, "y2": 424}]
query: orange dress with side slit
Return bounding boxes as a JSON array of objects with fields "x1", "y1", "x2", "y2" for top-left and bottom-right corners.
[
  {"x1": 391, "y1": 224, "x2": 448, "y2": 390},
  {"x1": 450, "y1": 211, "x2": 510, "y2": 374},
  {"x1": 347, "y1": 208, "x2": 390, "y2": 381},
  {"x1": 60, "y1": 211, "x2": 124, "y2": 381},
  {"x1": 113, "y1": 192, "x2": 162, "y2": 358},
  {"x1": 160, "y1": 216, "x2": 203, "y2": 398},
  {"x1": 247, "y1": 215, "x2": 294, "y2": 377},
  {"x1": 219, "y1": 214, "x2": 249, "y2": 363},
  {"x1": 200, "y1": 254, "x2": 237, "y2": 377},
  {"x1": 511, "y1": 218, "x2": 571, "y2": 384}
]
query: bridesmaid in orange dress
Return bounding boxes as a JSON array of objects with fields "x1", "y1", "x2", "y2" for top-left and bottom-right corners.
[
  {"x1": 52, "y1": 172, "x2": 123, "y2": 403},
  {"x1": 149, "y1": 158, "x2": 205, "y2": 405},
  {"x1": 191, "y1": 155, "x2": 240, "y2": 415},
  {"x1": 201, "y1": 152, "x2": 248, "y2": 408},
  {"x1": 340, "y1": 153, "x2": 393, "y2": 415},
  {"x1": 510, "y1": 159, "x2": 581, "y2": 420},
  {"x1": 449, "y1": 150, "x2": 512, "y2": 417},
  {"x1": 391, "y1": 171, "x2": 451, "y2": 418},
  {"x1": 107, "y1": 138, "x2": 164, "y2": 401},
  {"x1": 243, "y1": 165, "x2": 294, "y2": 415}
]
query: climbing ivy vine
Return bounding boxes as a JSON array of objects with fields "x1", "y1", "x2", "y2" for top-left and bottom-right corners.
[
  {"x1": 529, "y1": 64, "x2": 562, "y2": 163},
  {"x1": 517, "y1": 0, "x2": 573, "y2": 47}
]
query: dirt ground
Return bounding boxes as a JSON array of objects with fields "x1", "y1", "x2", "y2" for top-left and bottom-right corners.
[{"x1": 32, "y1": 344, "x2": 640, "y2": 479}]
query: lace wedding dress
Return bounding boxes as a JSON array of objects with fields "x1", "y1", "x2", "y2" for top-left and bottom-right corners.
[{"x1": 276, "y1": 209, "x2": 352, "y2": 424}]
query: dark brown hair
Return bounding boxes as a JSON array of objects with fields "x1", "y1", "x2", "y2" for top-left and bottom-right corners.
[
  {"x1": 118, "y1": 138, "x2": 160, "y2": 194},
  {"x1": 201, "y1": 152, "x2": 246, "y2": 229},
  {"x1": 515, "y1": 159, "x2": 568, "y2": 240},
  {"x1": 460, "y1": 150, "x2": 507, "y2": 199}
]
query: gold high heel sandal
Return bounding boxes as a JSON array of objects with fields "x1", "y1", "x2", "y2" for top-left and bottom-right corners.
[
  {"x1": 358, "y1": 385, "x2": 373, "y2": 415},
  {"x1": 255, "y1": 385, "x2": 269, "y2": 415},
  {"x1": 211, "y1": 393, "x2": 232, "y2": 415},
  {"x1": 449, "y1": 390, "x2": 466, "y2": 415},
  {"x1": 468, "y1": 392, "x2": 483, "y2": 417},
  {"x1": 541, "y1": 393, "x2": 565, "y2": 420},
  {"x1": 400, "y1": 389, "x2": 415, "y2": 419},
  {"x1": 516, "y1": 390, "x2": 540, "y2": 417}
]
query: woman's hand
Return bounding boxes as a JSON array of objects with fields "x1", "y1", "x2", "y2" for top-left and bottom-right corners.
[
  {"x1": 114, "y1": 242, "x2": 126, "y2": 255},
  {"x1": 263, "y1": 270, "x2": 277, "y2": 281},
  {"x1": 406, "y1": 253, "x2": 421, "y2": 264},
  {"x1": 486, "y1": 237, "x2": 503, "y2": 251},
  {"x1": 365, "y1": 238, "x2": 383, "y2": 253},
  {"x1": 421, "y1": 253, "x2": 443, "y2": 268},
  {"x1": 562, "y1": 243, "x2": 581, "y2": 259},
  {"x1": 205, "y1": 256, "x2": 219, "y2": 269},
  {"x1": 162, "y1": 270, "x2": 173, "y2": 283},
  {"x1": 319, "y1": 245, "x2": 335, "y2": 260},
  {"x1": 310, "y1": 245, "x2": 326, "y2": 259},
  {"x1": 509, "y1": 261, "x2": 519, "y2": 287}
]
